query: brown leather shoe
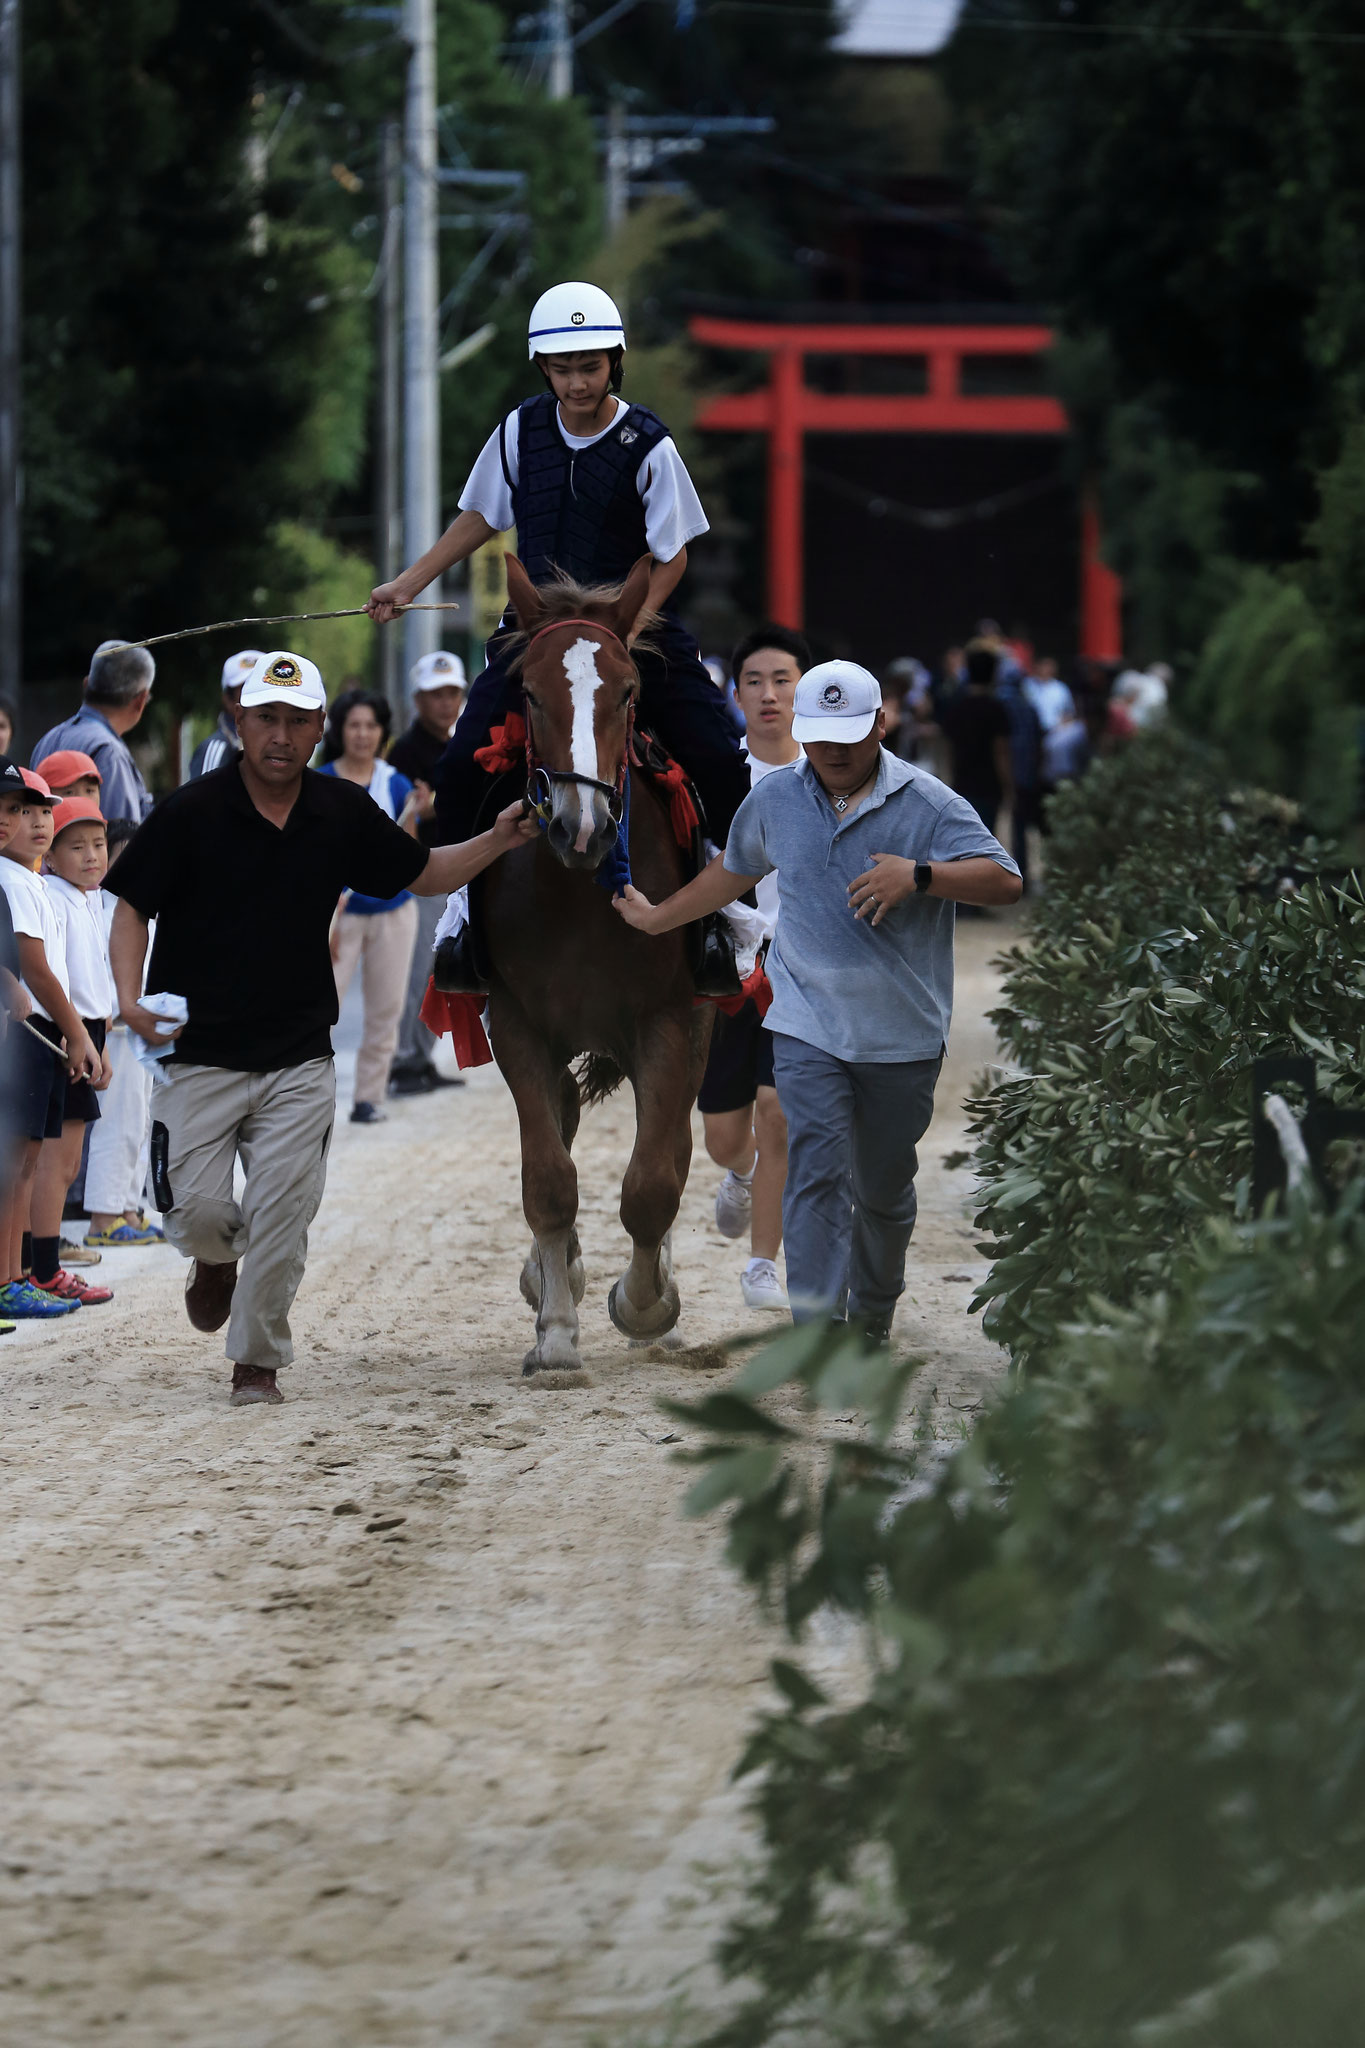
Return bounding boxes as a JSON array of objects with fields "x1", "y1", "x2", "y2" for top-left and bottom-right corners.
[
  {"x1": 185, "y1": 1259, "x2": 238, "y2": 1333},
  {"x1": 229, "y1": 1363, "x2": 283, "y2": 1407}
]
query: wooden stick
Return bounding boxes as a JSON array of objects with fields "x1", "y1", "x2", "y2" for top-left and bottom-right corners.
[{"x1": 120, "y1": 603, "x2": 461, "y2": 652}]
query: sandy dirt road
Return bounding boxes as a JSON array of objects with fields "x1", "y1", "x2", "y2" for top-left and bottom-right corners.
[{"x1": 0, "y1": 915, "x2": 1013, "y2": 2047}]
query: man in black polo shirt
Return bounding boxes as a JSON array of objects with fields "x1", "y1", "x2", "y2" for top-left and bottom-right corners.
[{"x1": 108, "y1": 650, "x2": 533, "y2": 1407}]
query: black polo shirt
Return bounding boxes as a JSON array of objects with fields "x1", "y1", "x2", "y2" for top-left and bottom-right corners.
[{"x1": 108, "y1": 760, "x2": 428, "y2": 1072}]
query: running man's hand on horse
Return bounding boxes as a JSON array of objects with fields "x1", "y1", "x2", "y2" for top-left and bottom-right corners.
[{"x1": 613, "y1": 853, "x2": 760, "y2": 937}]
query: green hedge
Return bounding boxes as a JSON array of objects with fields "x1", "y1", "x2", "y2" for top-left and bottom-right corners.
[
  {"x1": 674, "y1": 1188, "x2": 1365, "y2": 2048},
  {"x1": 971, "y1": 733, "x2": 1365, "y2": 1371}
]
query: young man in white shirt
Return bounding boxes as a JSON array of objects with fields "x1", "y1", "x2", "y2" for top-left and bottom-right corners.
[
  {"x1": 699, "y1": 625, "x2": 806, "y2": 1311},
  {"x1": 367, "y1": 281, "x2": 749, "y2": 882}
]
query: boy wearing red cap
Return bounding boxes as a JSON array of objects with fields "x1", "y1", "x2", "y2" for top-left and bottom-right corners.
[
  {"x1": 38, "y1": 751, "x2": 103, "y2": 805},
  {"x1": 28, "y1": 797, "x2": 116, "y2": 1305}
]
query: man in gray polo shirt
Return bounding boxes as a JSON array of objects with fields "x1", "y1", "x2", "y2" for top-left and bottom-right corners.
[{"x1": 614, "y1": 659, "x2": 1021, "y2": 1338}]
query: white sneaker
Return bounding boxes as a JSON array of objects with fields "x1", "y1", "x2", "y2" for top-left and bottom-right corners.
[
  {"x1": 714, "y1": 1168, "x2": 753, "y2": 1240},
  {"x1": 741, "y1": 1258, "x2": 788, "y2": 1311}
]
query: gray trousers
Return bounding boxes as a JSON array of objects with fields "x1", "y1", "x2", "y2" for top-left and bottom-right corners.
[
  {"x1": 771, "y1": 1033, "x2": 942, "y2": 1324},
  {"x1": 150, "y1": 1059, "x2": 335, "y2": 1371},
  {"x1": 393, "y1": 890, "x2": 442, "y2": 1071}
]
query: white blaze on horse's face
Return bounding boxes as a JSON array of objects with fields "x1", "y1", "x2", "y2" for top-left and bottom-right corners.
[{"x1": 563, "y1": 636, "x2": 607, "y2": 854}]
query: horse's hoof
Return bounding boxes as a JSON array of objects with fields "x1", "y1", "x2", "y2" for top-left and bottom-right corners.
[
  {"x1": 608, "y1": 1278, "x2": 681, "y2": 1340},
  {"x1": 522, "y1": 1328, "x2": 584, "y2": 1375}
]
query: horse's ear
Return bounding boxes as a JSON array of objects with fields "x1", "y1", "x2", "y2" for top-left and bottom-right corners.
[
  {"x1": 505, "y1": 554, "x2": 544, "y2": 634},
  {"x1": 611, "y1": 555, "x2": 654, "y2": 643}
]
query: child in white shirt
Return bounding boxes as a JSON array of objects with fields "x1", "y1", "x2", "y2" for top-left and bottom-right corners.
[
  {"x1": 27, "y1": 797, "x2": 115, "y2": 1305},
  {"x1": 0, "y1": 775, "x2": 101, "y2": 1317}
]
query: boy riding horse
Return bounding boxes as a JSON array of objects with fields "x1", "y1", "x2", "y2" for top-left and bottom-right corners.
[{"x1": 367, "y1": 281, "x2": 749, "y2": 934}]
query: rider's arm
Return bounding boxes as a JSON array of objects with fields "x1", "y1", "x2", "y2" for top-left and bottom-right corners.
[
  {"x1": 410, "y1": 800, "x2": 539, "y2": 896},
  {"x1": 368, "y1": 508, "x2": 498, "y2": 622},
  {"x1": 612, "y1": 852, "x2": 759, "y2": 937},
  {"x1": 643, "y1": 547, "x2": 687, "y2": 619}
]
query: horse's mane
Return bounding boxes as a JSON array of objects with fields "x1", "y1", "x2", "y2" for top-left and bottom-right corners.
[{"x1": 503, "y1": 569, "x2": 660, "y2": 675}]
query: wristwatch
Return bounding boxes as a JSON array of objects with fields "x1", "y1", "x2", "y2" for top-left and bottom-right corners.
[{"x1": 914, "y1": 862, "x2": 933, "y2": 894}]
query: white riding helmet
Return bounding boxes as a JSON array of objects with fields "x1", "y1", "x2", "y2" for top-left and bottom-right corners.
[{"x1": 527, "y1": 281, "x2": 627, "y2": 360}]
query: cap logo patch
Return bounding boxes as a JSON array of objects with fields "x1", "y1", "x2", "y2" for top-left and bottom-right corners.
[
  {"x1": 571, "y1": 310, "x2": 586, "y2": 326},
  {"x1": 820, "y1": 683, "x2": 847, "y2": 709},
  {"x1": 267, "y1": 658, "x2": 302, "y2": 686}
]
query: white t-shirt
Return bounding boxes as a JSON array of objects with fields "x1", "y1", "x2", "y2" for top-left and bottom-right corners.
[
  {"x1": 458, "y1": 399, "x2": 708, "y2": 564},
  {"x1": 46, "y1": 874, "x2": 115, "y2": 1021},
  {"x1": 0, "y1": 859, "x2": 70, "y2": 1020},
  {"x1": 742, "y1": 746, "x2": 803, "y2": 935}
]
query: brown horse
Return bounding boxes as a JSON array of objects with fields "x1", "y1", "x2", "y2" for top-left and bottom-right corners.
[{"x1": 479, "y1": 554, "x2": 713, "y2": 1377}]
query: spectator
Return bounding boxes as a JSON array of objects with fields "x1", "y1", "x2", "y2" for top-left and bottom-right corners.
[
  {"x1": 0, "y1": 764, "x2": 100, "y2": 1321},
  {"x1": 85, "y1": 815, "x2": 164, "y2": 1247},
  {"x1": 937, "y1": 641, "x2": 1014, "y2": 836},
  {"x1": 188, "y1": 649, "x2": 263, "y2": 779},
  {"x1": 0, "y1": 696, "x2": 14, "y2": 758},
  {"x1": 1023, "y1": 655, "x2": 1075, "y2": 733},
  {"x1": 386, "y1": 651, "x2": 468, "y2": 1097},
  {"x1": 1113, "y1": 662, "x2": 1171, "y2": 730},
  {"x1": 29, "y1": 796, "x2": 116, "y2": 1307},
  {"x1": 32, "y1": 640, "x2": 154, "y2": 823},
  {"x1": 317, "y1": 687, "x2": 421, "y2": 1126},
  {"x1": 38, "y1": 751, "x2": 103, "y2": 804},
  {"x1": 996, "y1": 664, "x2": 1044, "y2": 892}
]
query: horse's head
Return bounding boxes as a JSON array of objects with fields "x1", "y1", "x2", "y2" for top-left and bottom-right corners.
[{"x1": 507, "y1": 554, "x2": 652, "y2": 871}]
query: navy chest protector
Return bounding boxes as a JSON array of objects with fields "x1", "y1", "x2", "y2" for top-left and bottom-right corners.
[{"x1": 506, "y1": 393, "x2": 670, "y2": 589}]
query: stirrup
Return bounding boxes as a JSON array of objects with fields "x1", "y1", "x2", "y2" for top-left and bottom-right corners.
[
  {"x1": 693, "y1": 912, "x2": 742, "y2": 999},
  {"x1": 433, "y1": 927, "x2": 488, "y2": 995}
]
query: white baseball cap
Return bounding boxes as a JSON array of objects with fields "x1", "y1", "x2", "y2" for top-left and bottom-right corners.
[
  {"x1": 239, "y1": 649, "x2": 326, "y2": 711},
  {"x1": 221, "y1": 647, "x2": 265, "y2": 695},
  {"x1": 790, "y1": 660, "x2": 883, "y2": 745},
  {"x1": 410, "y1": 649, "x2": 467, "y2": 693}
]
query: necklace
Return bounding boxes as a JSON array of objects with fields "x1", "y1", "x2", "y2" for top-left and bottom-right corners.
[{"x1": 834, "y1": 794, "x2": 850, "y2": 813}]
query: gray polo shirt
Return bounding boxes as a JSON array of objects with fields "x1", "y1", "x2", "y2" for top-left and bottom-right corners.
[{"x1": 724, "y1": 750, "x2": 1019, "y2": 1063}]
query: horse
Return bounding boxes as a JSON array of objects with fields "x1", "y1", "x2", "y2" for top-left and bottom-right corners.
[{"x1": 478, "y1": 553, "x2": 715, "y2": 1378}]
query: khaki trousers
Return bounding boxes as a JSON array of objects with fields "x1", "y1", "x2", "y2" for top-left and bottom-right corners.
[
  {"x1": 333, "y1": 898, "x2": 419, "y2": 1107},
  {"x1": 150, "y1": 1058, "x2": 335, "y2": 1372}
]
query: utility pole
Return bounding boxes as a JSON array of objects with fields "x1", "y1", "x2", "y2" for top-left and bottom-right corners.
[
  {"x1": 604, "y1": 100, "x2": 627, "y2": 231},
  {"x1": 375, "y1": 121, "x2": 403, "y2": 720},
  {"x1": 0, "y1": 0, "x2": 20, "y2": 734},
  {"x1": 402, "y1": 0, "x2": 441, "y2": 692},
  {"x1": 547, "y1": 0, "x2": 572, "y2": 101}
]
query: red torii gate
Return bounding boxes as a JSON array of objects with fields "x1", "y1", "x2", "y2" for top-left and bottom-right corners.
[{"x1": 688, "y1": 312, "x2": 1123, "y2": 660}]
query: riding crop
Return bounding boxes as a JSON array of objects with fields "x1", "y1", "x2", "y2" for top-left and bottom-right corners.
[{"x1": 114, "y1": 603, "x2": 461, "y2": 653}]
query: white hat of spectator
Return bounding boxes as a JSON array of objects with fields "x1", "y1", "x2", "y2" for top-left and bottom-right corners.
[
  {"x1": 410, "y1": 649, "x2": 467, "y2": 693},
  {"x1": 790, "y1": 660, "x2": 883, "y2": 745},
  {"x1": 239, "y1": 650, "x2": 326, "y2": 711},
  {"x1": 221, "y1": 648, "x2": 266, "y2": 695}
]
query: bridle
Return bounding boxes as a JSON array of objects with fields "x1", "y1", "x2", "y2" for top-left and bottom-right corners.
[{"x1": 520, "y1": 617, "x2": 635, "y2": 827}]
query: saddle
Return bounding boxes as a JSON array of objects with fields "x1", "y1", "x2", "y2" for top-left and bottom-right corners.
[{"x1": 433, "y1": 724, "x2": 740, "y2": 1000}]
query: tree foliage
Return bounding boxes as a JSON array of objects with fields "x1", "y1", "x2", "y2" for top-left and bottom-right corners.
[{"x1": 943, "y1": 0, "x2": 1365, "y2": 757}]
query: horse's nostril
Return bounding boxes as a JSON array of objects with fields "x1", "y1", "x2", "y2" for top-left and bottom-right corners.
[
  {"x1": 547, "y1": 817, "x2": 572, "y2": 856},
  {"x1": 601, "y1": 816, "x2": 619, "y2": 848}
]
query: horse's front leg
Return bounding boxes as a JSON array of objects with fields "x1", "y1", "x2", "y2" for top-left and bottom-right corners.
[
  {"x1": 608, "y1": 1012, "x2": 698, "y2": 1341},
  {"x1": 493, "y1": 1003, "x2": 585, "y2": 1376}
]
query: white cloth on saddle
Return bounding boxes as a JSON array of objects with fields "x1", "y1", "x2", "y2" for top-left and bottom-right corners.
[{"x1": 435, "y1": 889, "x2": 469, "y2": 947}]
